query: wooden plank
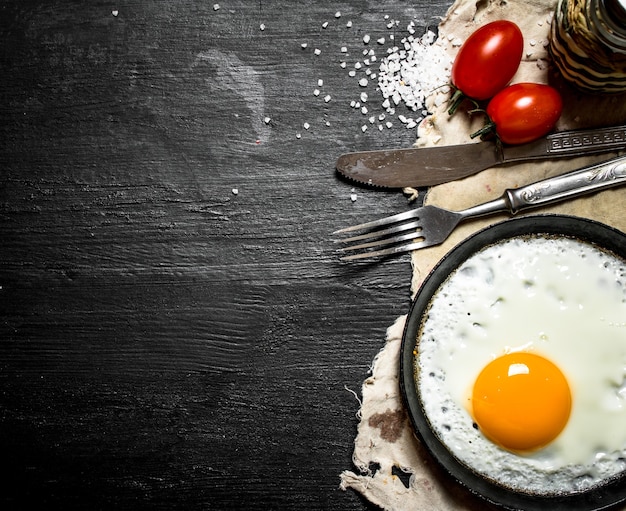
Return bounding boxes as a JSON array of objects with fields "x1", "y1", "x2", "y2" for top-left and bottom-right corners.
[{"x1": 0, "y1": 0, "x2": 452, "y2": 508}]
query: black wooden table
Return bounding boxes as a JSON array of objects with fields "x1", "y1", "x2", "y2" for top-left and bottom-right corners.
[{"x1": 1, "y1": 1, "x2": 450, "y2": 509}]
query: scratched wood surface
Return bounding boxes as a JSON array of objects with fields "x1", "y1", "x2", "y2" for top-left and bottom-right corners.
[{"x1": 0, "y1": 1, "x2": 451, "y2": 509}]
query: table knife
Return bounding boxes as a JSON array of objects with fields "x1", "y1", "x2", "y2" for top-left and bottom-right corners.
[{"x1": 336, "y1": 123, "x2": 626, "y2": 188}]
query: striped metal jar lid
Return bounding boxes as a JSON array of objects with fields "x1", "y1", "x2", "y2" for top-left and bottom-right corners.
[{"x1": 549, "y1": 0, "x2": 626, "y2": 93}]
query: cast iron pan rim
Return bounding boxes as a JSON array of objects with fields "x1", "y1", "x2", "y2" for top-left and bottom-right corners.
[{"x1": 399, "y1": 214, "x2": 626, "y2": 511}]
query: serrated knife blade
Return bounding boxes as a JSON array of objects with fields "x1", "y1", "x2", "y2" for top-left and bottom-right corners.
[{"x1": 336, "y1": 124, "x2": 626, "y2": 188}]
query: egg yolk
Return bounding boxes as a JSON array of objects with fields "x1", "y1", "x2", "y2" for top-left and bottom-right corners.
[{"x1": 471, "y1": 352, "x2": 571, "y2": 452}]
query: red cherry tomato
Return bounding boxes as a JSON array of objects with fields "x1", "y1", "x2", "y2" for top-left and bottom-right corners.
[
  {"x1": 485, "y1": 83, "x2": 563, "y2": 145},
  {"x1": 448, "y1": 20, "x2": 524, "y2": 114}
]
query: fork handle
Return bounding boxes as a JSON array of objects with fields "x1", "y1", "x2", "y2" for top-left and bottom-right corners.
[{"x1": 503, "y1": 154, "x2": 626, "y2": 214}]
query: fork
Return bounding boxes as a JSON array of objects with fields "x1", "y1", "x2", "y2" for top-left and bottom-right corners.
[{"x1": 333, "y1": 154, "x2": 626, "y2": 261}]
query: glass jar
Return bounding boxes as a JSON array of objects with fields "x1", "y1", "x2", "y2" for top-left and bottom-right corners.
[{"x1": 549, "y1": 0, "x2": 626, "y2": 93}]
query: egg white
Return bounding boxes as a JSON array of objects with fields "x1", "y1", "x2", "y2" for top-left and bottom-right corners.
[{"x1": 417, "y1": 234, "x2": 626, "y2": 494}]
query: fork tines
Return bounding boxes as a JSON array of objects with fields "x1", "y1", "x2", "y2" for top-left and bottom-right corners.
[{"x1": 332, "y1": 209, "x2": 425, "y2": 261}]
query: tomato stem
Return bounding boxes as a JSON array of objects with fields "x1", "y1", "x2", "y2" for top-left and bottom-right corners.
[
  {"x1": 447, "y1": 88, "x2": 466, "y2": 116},
  {"x1": 468, "y1": 106, "x2": 486, "y2": 116},
  {"x1": 470, "y1": 120, "x2": 497, "y2": 140}
]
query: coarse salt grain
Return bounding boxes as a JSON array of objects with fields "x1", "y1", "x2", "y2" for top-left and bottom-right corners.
[
  {"x1": 377, "y1": 29, "x2": 453, "y2": 127},
  {"x1": 314, "y1": 48, "x2": 322, "y2": 55},
  {"x1": 303, "y1": 122, "x2": 310, "y2": 129},
  {"x1": 302, "y1": 15, "x2": 454, "y2": 137},
  {"x1": 213, "y1": 4, "x2": 220, "y2": 11}
]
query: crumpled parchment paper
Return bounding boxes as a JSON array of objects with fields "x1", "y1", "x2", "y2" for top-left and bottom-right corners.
[{"x1": 340, "y1": 0, "x2": 626, "y2": 509}]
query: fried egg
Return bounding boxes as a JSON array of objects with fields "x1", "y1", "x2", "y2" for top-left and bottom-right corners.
[{"x1": 416, "y1": 234, "x2": 626, "y2": 495}]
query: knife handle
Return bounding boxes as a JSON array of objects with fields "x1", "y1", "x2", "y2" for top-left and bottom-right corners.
[
  {"x1": 504, "y1": 154, "x2": 626, "y2": 213},
  {"x1": 503, "y1": 124, "x2": 626, "y2": 162},
  {"x1": 546, "y1": 124, "x2": 626, "y2": 155}
]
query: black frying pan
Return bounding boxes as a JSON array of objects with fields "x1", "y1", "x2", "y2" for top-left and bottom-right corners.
[{"x1": 400, "y1": 214, "x2": 626, "y2": 511}]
